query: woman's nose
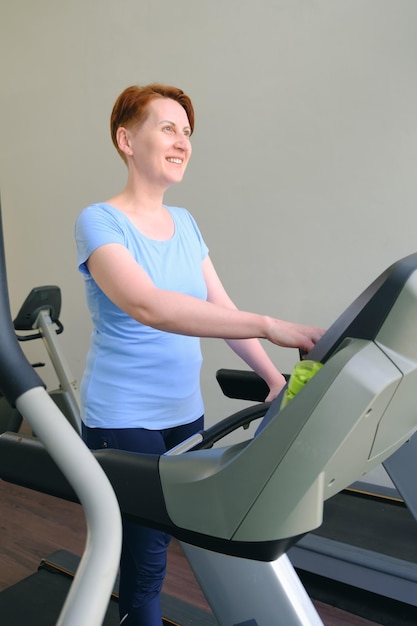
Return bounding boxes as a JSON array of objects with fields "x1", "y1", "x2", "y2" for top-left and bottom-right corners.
[{"x1": 174, "y1": 133, "x2": 191, "y2": 150}]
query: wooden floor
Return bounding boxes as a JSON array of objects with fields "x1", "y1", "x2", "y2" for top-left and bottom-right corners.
[{"x1": 0, "y1": 477, "x2": 384, "y2": 626}]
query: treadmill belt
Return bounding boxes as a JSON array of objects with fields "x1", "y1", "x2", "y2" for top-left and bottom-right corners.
[
  {"x1": 314, "y1": 490, "x2": 417, "y2": 562},
  {"x1": 291, "y1": 491, "x2": 417, "y2": 625},
  {"x1": 0, "y1": 550, "x2": 217, "y2": 626},
  {"x1": 0, "y1": 568, "x2": 119, "y2": 626}
]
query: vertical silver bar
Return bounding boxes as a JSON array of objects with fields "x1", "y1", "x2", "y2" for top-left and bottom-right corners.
[{"x1": 181, "y1": 543, "x2": 323, "y2": 626}]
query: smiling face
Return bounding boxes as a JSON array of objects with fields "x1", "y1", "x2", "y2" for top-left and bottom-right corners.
[{"x1": 119, "y1": 97, "x2": 192, "y2": 191}]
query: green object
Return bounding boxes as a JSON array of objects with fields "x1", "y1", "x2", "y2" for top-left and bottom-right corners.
[{"x1": 280, "y1": 360, "x2": 323, "y2": 409}]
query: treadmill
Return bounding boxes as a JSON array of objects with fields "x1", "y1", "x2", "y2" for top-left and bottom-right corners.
[
  {"x1": 2, "y1": 193, "x2": 417, "y2": 624},
  {"x1": 216, "y1": 271, "x2": 417, "y2": 617}
]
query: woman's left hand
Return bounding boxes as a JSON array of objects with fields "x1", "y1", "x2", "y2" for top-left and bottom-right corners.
[{"x1": 264, "y1": 373, "x2": 287, "y2": 402}]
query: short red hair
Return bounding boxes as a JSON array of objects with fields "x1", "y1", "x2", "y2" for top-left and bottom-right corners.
[{"x1": 110, "y1": 83, "x2": 195, "y2": 163}]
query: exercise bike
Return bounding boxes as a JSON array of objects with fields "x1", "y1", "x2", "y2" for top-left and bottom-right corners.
[{"x1": 0, "y1": 285, "x2": 81, "y2": 437}]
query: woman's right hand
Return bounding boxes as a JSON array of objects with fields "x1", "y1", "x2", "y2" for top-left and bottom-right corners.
[{"x1": 265, "y1": 317, "x2": 326, "y2": 353}]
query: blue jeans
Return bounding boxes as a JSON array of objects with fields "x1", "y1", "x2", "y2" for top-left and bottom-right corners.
[{"x1": 82, "y1": 416, "x2": 204, "y2": 626}]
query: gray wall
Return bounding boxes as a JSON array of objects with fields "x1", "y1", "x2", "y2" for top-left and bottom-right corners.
[{"x1": 1, "y1": 1, "x2": 417, "y2": 430}]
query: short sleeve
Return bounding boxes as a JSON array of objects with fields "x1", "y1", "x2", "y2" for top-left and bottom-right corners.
[{"x1": 75, "y1": 204, "x2": 125, "y2": 275}]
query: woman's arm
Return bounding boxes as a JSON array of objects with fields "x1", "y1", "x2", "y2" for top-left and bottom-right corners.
[
  {"x1": 87, "y1": 244, "x2": 324, "y2": 354},
  {"x1": 203, "y1": 256, "x2": 291, "y2": 400}
]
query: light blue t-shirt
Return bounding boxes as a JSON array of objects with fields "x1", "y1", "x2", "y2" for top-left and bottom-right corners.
[{"x1": 75, "y1": 203, "x2": 208, "y2": 429}]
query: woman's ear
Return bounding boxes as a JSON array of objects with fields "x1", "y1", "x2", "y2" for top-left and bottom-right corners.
[{"x1": 116, "y1": 127, "x2": 133, "y2": 158}]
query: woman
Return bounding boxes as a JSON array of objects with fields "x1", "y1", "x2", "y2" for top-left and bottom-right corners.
[{"x1": 75, "y1": 83, "x2": 324, "y2": 626}]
